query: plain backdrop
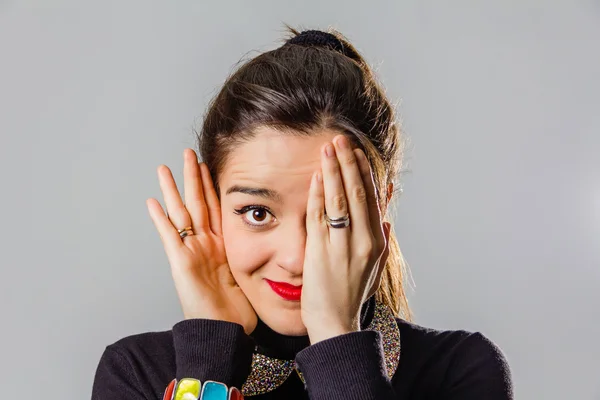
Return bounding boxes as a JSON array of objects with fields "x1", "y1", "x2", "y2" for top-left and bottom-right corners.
[{"x1": 1, "y1": 1, "x2": 599, "y2": 399}]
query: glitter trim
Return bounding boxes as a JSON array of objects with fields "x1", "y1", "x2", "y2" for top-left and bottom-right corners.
[
  {"x1": 366, "y1": 300, "x2": 401, "y2": 380},
  {"x1": 240, "y1": 301, "x2": 401, "y2": 396},
  {"x1": 240, "y1": 353, "x2": 295, "y2": 396}
]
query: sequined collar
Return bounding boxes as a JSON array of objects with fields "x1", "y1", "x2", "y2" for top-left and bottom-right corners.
[{"x1": 241, "y1": 299, "x2": 401, "y2": 396}]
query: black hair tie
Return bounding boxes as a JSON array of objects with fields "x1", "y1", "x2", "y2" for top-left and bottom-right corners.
[{"x1": 286, "y1": 29, "x2": 360, "y2": 61}]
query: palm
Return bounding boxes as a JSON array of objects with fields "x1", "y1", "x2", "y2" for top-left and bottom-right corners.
[
  {"x1": 174, "y1": 232, "x2": 256, "y2": 333},
  {"x1": 148, "y1": 150, "x2": 257, "y2": 335}
]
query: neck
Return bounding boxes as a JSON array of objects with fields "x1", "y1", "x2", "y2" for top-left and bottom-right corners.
[{"x1": 249, "y1": 295, "x2": 376, "y2": 359}]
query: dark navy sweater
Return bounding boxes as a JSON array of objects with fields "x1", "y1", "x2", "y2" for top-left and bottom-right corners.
[{"x1": 92, "y1": 297, "x2": 513, "y2": 399}]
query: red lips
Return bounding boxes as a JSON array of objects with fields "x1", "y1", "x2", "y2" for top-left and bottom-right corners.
[{"x1": 265, "y1": 279, "x2": 302, "y2": 301}]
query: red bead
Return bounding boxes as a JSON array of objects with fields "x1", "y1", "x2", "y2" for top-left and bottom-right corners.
[
  {"x1": 163, "y1": 379, "x2": 176, "y2": 400},
  {"x1": 229, "y1": 386, "x2": 244, "y2": 400}
]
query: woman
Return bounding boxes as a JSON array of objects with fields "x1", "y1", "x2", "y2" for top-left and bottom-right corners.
[{"x1": 92, "y1": 28, "x2": 513, "y2": 399}]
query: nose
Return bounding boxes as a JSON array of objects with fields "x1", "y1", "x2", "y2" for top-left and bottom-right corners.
[{"x1": 275, "y1": 222, "x2": 307, "y2": 276}]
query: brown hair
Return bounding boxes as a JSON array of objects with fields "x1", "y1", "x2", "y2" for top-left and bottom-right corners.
[{"x1": 195, "y1": 27, "x2": 413, "y2": 321}]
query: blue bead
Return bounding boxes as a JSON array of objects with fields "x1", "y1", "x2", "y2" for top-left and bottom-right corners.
[{"x1": 200, "y1": 381, "x2": 228, "y2": 400}]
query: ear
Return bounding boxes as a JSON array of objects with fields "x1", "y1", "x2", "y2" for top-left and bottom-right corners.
[
  {"x1": 387, "y1": 182, "x2": 394, "y2": 203},
  {"x1": 381, "y1": 182, "x2": 394, "y2": 217}
]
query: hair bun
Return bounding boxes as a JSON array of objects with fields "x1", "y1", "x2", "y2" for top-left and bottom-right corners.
[{"x1": 286, "y1": 30, "x2": 360, "y2": 61}]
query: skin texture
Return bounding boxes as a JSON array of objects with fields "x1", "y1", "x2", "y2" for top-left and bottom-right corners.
[
  {"x1": 219, "y1": 127, "x2": 392, "y2": 339},
  {"x1": 148, "y1": 126, "x2": 393, "y2": 340}
]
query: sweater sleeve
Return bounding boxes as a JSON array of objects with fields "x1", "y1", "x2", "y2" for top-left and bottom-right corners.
[
  {"x1": 295, "y1": 330, "x2": 398, "y2": 400},
  {"x1": 171, "y1": 319, "x2": 255, "y2": 387},
  {"x1": 91, "y1": 319, "x2": 255, "y2": 399},
  {"x1": 294, "y1": 330, "x2": 513, "y2": 400}
]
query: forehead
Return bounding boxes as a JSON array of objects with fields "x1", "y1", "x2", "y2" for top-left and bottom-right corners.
[{"x1": 220, "y1": 127, "x2": 341, "y2": 197}]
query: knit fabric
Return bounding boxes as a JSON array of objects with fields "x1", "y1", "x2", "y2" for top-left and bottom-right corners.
[{"x1": 92, "y1": 295, "x2": 513, "y2": 399}]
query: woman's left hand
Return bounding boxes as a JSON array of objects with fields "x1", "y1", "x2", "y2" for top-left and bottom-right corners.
[{"x1": 301, "y1": 134, "x2": 392, "y2": 344}]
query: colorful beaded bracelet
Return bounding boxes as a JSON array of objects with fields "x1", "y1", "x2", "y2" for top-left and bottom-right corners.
[{"x1": 163, "y1": 378, "x2": 244, "y2": 400}]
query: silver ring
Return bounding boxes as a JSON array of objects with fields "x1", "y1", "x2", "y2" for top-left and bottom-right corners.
[
  {"x1": 325, "y1": 213, "x2": 350, "y2": 229},
  {"x1": 178, "y1": 226, "x2": 194, "y2": 239}
]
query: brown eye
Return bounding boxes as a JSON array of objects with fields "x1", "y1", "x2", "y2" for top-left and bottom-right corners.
[
  {"x1": 233, "y1": 205, "x2": 275, "y2": 228},
  {"x1": 249, "y1": 208, "x2": 267, "y2": 222}
]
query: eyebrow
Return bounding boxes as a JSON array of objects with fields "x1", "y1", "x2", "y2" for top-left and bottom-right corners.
[{"x1": 225, "y1": 185, "x2": 283, "y2": 203}]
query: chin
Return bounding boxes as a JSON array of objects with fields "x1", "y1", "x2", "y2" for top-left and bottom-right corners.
[{"x1": 257, "y1": 305, "x2": 308, "y2": 336}]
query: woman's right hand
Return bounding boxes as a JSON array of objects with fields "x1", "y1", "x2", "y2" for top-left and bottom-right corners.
[{"x1": 146, "y1": 148, "x2": 257, "y2": 335}]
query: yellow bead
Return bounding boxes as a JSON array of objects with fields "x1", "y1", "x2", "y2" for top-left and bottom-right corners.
[{"x1": 174, "y1": 378, "x2": 201, "y2": 400}]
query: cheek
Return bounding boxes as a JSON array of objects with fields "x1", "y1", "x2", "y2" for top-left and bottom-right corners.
[{"x1": 221, "y1": 216, "x2": 269, "y2": 278}]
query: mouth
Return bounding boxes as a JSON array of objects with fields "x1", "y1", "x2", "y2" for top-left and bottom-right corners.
[{"x1": 265, "y1": 279, "x2": 302, "y2": 301}]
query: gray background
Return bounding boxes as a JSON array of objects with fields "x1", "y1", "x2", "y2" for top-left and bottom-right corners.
[{"x1": 1, "y1": 1, "x2": 598, "y2": 399}]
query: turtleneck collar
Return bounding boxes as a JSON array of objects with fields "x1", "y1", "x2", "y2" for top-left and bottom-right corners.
[{"x1": 249, "y1": 295, "x2": 376, "y2": 360}]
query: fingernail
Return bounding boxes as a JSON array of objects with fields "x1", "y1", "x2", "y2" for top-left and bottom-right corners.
[
  {"x1": 324, "y1": 143, "x2": 335, "y2": 157},
  {"x1": 355, "y1": 150, "x2": 369, "y2": 175},
  {"x1": 356, "y1": 149, "x2": 366, "y2": 161},
  {"x1": 335, "y1": 135, "x2": 348, "y2": 149}
]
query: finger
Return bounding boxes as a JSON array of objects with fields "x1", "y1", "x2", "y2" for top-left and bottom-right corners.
[
  {"x1": 146, "y1": 198, "x2": 185, "y2": 255},
  {"x1": 305, "y1": 169, "x2": 328, "y2": 241},
  {"x1": 321, "y1": 142, "x2": 350, "y2": 248},
  {"x1": 199, "y1": 161, "x2": 223, "y2": 236},
  {"x1": 183, "y1": 148, "x2": 210, "y2": 233},
  {"x1": 353, "y1": 149, "x2": 385, "y2": 245},
  {"x1": 332, "y1": 135, "x2": 371, "y2": 240},
  {"x1": 157, "y1": 165, "x2": 192, "y2": 233}
]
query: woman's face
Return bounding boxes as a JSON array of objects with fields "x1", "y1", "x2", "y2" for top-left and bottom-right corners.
[{"x1": 218, "y1": 127, "x2": 351, "y2": 336}]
